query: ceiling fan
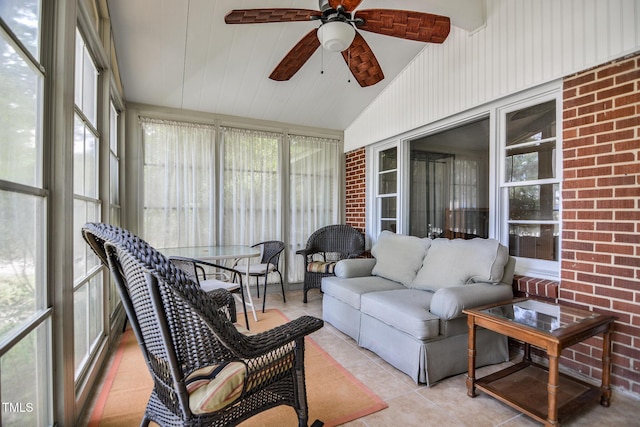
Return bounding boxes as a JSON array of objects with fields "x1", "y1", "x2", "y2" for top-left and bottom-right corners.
[{"x1": 225, "y1": 0, "x2": 450, "y2": 87}]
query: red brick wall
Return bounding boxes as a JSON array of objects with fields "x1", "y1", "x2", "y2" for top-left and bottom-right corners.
[
  {"x1": 562, "y1": 53, "x2": 640, "y2": 394},
  {"x1": 345, "y1": 148, "x2": 366, "y2": 233}
]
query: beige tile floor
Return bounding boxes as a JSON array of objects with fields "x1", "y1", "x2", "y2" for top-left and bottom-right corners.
[{"x1": 83, "y1": 286, "x2": 640, "y2": 426}]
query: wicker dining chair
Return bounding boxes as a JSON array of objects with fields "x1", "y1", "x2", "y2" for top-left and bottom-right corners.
[
  {"x1": 82, "y1": 223, "x2": 324, "y2": 427},
  {"x1": 296, "y1": 225, "x2": 365, "y2": 303},
  {"x1": 169, "y1": 256, "x2": 250, "y2": 329}
]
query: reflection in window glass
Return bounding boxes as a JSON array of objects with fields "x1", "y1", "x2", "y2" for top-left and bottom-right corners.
[
  {"x1": 505, "y1": 142, "x2": 556, "y2": 182},
  {"x1": 509, "y1": 224, "x2": 558, "y2": 261},
  {"x1": 381, "y1": 197, "x2": 396, "y2": 218},
  {"x1": 0, "y1": 37, "x2": 43, "y2": 187},
  {"x1": 0, "y1": 0, "x2": 41, "y2": 58},
  {"x1": 379, "y1": 148, "x2": 397, "y2": 171},
  {"x1": 505, "y1": 100, "x2": 556, "y2": 147},
  {"x1": 378, "y1": 171, "x2": 397, "y2": 194},
  {"x1": 1, "y1": 320, "x2": 52, "y2": 427},
  {"x1": 0, "y1": 191, "x2": 45, "y2": 341},
  {"x1": 508, "y1": 184, "x2": 559, "y2": 221}
]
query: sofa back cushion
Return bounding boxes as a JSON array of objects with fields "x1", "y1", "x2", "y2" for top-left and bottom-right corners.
[
  {"x1": 371, "y1": 231, "x2": 431, "y2": 287},
  {"x1": 410, "y1": 238, "x2": 509, "y2": 291}
]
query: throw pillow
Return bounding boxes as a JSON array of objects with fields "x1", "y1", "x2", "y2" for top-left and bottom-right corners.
[
  {"x1": 410, "y1": 238, "x2": 509, "y2": 291},
  {"x1": 371, "y1": 230, "x2": 431, "y2": 286}
]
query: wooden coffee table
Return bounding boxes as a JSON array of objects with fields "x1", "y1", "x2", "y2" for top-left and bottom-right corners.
[{"x1": 464, "y1": 298, "x2": 616, "y2": 427}]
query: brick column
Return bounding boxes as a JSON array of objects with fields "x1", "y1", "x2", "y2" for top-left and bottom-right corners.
[
  {"x1": 562, "y1": 53, "x2": 640, "y2": 394},
  {"x1": 345, "y1": 148, "x2": 366, "y2": 233}
]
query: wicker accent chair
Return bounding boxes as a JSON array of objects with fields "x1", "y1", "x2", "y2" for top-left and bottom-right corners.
[
  {"x1": 82, "y1": 223, "x2": 324, "y2": 427},
  {"x1": 169, "y1": 256, "x2": 250, "y2": 329},
  {"x1": 296, "y1": 225, "x2": 365, "y2": 303}
]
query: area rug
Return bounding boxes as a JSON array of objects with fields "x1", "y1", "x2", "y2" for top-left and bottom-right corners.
[{"x1": 88, "y1": 309, "x2": 387, "y2": 427}]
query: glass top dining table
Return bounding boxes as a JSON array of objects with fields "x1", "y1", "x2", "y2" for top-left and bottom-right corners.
[
  {"x1": 159, "y1": 245, "x2": 261, "y2": 322},
  {"x1": 160, "y1": 245, "x2": 261, "y2": 261}
]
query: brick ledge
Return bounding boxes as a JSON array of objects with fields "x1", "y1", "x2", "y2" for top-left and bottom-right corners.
[{"x1": 512, "y1": 275, "x2": 559, "y2": 302}]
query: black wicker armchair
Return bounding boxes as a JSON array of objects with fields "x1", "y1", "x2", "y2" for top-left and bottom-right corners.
[
  {"x1": 82, "y1": 223, "x2": 323, "y2": 427},
  {"x1": 296, "y1": 225, "x2": 365, "y2": 303}
]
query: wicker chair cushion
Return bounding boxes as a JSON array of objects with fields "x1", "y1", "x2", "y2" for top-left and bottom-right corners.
[
  {"x1": 307, "y1": 261, "x2": 337, "y2": 274},
  {"x1": 245, "y1": 262, "x2": 276, "y2": 275},
  {"x1": 186, "y1": 362, "x2": 247, "y2": 414}
]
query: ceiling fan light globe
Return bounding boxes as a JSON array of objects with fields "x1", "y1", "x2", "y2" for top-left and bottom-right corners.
[{"x1": 317, "y1": 21, "x2": 355, "y2": 52}]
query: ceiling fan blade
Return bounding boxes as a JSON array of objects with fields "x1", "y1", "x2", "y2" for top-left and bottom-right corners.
[
  {"x1": 269, "y1": 29, "x2": 321, "y2": 81},
  {"x1": 328, "y1": 0, "x2": 364, "y2": 12},
  {"x1": 342, "y1": 32, "x2": 384, "y2": 87},
  {"x1": 355, "y1": 9, "x2": 450, "y2": 43},
  {"x1": 225, "y1": 9, "x2": 321, "y2": 24}
]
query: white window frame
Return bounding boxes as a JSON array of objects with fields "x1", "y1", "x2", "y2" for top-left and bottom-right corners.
[
  {"x1": 367, "y1": 141, "x2": 402, "y2": 241},
  {"x1": 497, "y1": 89, "x2": 562, "y2": 280}
]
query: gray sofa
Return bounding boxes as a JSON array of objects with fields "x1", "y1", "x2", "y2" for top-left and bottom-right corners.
[{"x1": 321, "y1": 231, "x2": 516, "y2": 385}]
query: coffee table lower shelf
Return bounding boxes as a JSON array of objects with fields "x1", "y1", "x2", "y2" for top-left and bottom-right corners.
[{"x1": 475, "y1": 360, "x2": 602, "y2": 424}]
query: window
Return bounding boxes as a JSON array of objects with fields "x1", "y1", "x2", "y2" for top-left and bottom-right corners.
[
  {"x1": 73, "y1": 29, "x2": 103, "y2": 381},
  {"x1": 0, "y1": 1, "x2": 53, "y2": 425},
  {"x1": 141, "y1": 118, "x2": 217, "y2": 248},
  {"x1": 108, "y1": 101, "x2": 120, "y2": 317},
  {"x1": 375, "y1": 146, "x2": 399, "y2": 234},
  {"x1": 409, "y1": 118, "x2": 490, "y2": 239},
  {"x1": 141, "y1": 119, "x2": 342, "y2": 284},
  {"x1": 500, "y1": 98, "x2": 560, "y2": 275}
]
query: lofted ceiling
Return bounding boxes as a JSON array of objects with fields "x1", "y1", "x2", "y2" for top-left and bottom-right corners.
[{"x1": 107, "y1": 0, "x2": 484, "y2": 131}]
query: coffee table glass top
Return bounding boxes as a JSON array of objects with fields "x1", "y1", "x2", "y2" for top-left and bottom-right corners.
[{"x1": 481, "y1": 299, "x2": 601, "y2": 333}]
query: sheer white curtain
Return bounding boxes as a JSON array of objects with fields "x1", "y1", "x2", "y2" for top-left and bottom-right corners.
[
  {"x1": 289, "y1": 135, "x2": 341, "y2": 283},
  {"x1": 141, "y1": 118, "x2": 216, "y2": 248},
  {"x1": 220, "y1": 127, "x2": 282, "y2": 245}
]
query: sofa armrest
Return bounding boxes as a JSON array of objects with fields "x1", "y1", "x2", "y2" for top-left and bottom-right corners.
[
  {"x1": 334, "y1": 258, "x2": 377, "y2": 278},
  {"x1": 430, "y1": 283, "x2": 514, "y2": 320}
]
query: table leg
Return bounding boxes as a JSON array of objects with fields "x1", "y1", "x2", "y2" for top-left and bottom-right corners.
[
  {"x1": 546, "y1": 352, "x2": 560, "y2": 427},
  {"x1": 466, "y1": 315, "x2": 477, "y2": 398},
  {"x1": 600, "y1": 326, "x2": 613, "y2": 407},
  {"x1": 243, "y1": 260, "x2": 258, "y2": 322}
]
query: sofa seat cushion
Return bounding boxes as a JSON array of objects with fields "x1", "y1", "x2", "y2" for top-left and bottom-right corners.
[
  {"x1": 307, "y1": 261, "x2": 336, "y2": 274},
  {"x1": 360, "y1": 289, "x2": 439, "y2": 340},
  {"x1": 322, "y1": 276, "x2": 405, "y2": 309},
  {"x1": 371, "y1": 231, "x2": 431, "y2": 286},
  {"x1": 411, "y1": 238, "x2": 509, "y2": 291}
]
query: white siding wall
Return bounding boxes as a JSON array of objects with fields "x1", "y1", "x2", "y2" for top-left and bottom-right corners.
[{"x1": 344, "y1": 0, "x2": 640, "y2": 151}]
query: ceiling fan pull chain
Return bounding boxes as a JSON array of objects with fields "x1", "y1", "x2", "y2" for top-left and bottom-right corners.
[
  {"x1": 321, "y1": 38, "x2": 324, "y2": 75},
  {"x1": 347, "y1": 47, "x2": 351, "y2": 83}
]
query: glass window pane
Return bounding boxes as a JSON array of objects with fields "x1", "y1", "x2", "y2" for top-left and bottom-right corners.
[
  {"x1": 82, "y1": 47, "x2": 97, "y2": 126},
  {"x1": 380, "y1": 197, "x2": 396, "y2": 218},
  {"x1": 379, "y1": 148, "x2": 397, "y2": 171},
  {"x1": 0, "y1": 191, "x2": 45, "y2": 341},
  {"x1": 506, "y1": 100, "x2": 556, "y2": 147},
  {"x1": 505, "y1": 142, "x2": 556, "y2": 182},
  {"x1": 378, "y1": 171, "x2": 396, "y2": 194},
  {"x1": 88, "y1": 275, "x2": 103, "y2": 348},
  {"x1": 509, "y1": 224, "x2": 558, "y2": 261},
  {"x1": 85, "y1": 130, "x2": 98, "y2": 198},
  {"x1": 509, "y1": 184, "x2": 559, "y2": 221},
  {"x1": 0, "y1": 0, "x2": 41, "y2": 58},
  {"x1": 380, "y1": 220, "x2": 397, "y2": 233},
  {"x1": 0, "y1": 37, "x2": 43, "y2": 187},
  {"x1": 74, "y1": 32, "x2": 83, "y2": 108},
  {"x1": 1, "y1": 320, "x2": 52, "y2": 427},
  {"x1": 73, "y1": 284, "x2": 88, "y2": 375},
  {"x1": 110, "y1": 102, "x2": 118, "y2": 154},
  {"x1": 110, "y1": 154, "x2": 119, "y2": 205},
  {"x1": 73, "y1": 116, "x2": 85, "y2": 195},
  {"x1": 73, "y1": 199, "x2": 87, "y2": 282}
]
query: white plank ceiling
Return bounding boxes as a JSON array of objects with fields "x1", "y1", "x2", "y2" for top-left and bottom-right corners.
[{"x1": 107, "y1": 0, "x2": 485, "y2": 131}]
